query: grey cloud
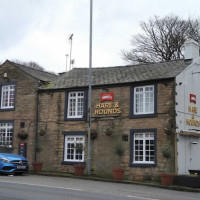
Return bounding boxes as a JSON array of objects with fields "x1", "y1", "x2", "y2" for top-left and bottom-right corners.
[{"x1": 0, "y1": 0, "x2": 63, "y2": 50}]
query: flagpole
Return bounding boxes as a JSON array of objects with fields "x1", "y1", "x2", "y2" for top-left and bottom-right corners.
[{"x1": 87, "y1": 0, "x2": 93, "y2": 176}]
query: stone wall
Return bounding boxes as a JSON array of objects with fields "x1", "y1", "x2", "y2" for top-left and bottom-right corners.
[
  {"x1": 0, "y1": 62, "x2": 39, "y2": 164},
  {"x1": 38, "y1": 79, "x2": 176, "y2": 180}
]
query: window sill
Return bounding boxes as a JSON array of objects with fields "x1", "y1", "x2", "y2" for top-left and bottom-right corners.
[
  {"x1": 130, "y1": 113, "x2": 157, "y2": 119},
  {"x1": 0, "y1": 108, "x2": 15, "y2": 112},
  {"x1": 61, "y1": 161, "x2": 85, "y2": 165},
  {"x1": 130, "y1": 163, "x2": 157, "y2": 167},
  {"x1": 64, "y1": 117, "x2": 86, "y2": 121}
]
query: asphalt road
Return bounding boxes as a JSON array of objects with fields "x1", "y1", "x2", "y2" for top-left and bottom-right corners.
[{"x1": 0, "y1": 174, "x2": 199, "y2": 200}]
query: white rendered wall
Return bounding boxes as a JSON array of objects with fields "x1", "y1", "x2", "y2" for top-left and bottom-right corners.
[{"x1": 176, "y1": 57, "x2": 200, "y2": 174}]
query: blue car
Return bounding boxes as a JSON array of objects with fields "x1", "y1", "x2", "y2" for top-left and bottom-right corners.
[{"x1": 0, "y1": 153, "x2": 29, "y2": 174}]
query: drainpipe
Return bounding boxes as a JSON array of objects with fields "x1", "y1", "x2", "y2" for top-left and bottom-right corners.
[{"x1": 34, "y1": 90, "x2": 39, "y2": 162}]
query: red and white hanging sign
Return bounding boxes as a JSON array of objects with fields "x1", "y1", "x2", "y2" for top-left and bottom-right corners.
[
  {"x1": 190, "y1": 94, "x2": 196, "y2": 104},
  {"x1": 101, "y1": 93, "x2": 114, "y2": 102}
]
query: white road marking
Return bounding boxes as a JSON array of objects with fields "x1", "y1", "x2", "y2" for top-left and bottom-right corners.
[
  {"x1": 0, "y1": 180, "x2": 82, "y2": 191},
  {"x1": 127, "y1": 195, "x2": 160, "y2": 200}
]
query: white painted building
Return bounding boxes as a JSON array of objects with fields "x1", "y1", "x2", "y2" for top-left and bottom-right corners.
[{"x1": 176, "y1": 39, "x2": 200, "y2": 175}]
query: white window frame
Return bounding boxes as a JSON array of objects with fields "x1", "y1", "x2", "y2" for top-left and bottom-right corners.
[
  {"x1": 0, "y1": 122, "x2": 13, "y2": 148},
  {"x1": 134, "y1": 85, "x2": 154, "y2": 115},
  {"x1": 64, "y1": 135, "x2": 85, "y2": 162},
  {"x1": 133, "y1": 132, "x2": 155, "y2": 164},
  {"x1": 67, "y1": 91, "x2": 84, "y2": 118},
  {"x1": 1, "y1": 85, "x2": 15, "y2": 109}
]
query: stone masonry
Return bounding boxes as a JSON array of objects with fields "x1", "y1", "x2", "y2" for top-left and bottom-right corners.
[
  {"x1": 38, "y1": 78, "x2": 176, "y2": 180},
  {"x1": 0, "y1": 61, "x2": 39, "y2": 164}
]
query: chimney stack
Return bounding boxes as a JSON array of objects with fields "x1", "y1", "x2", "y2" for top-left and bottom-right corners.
[{"x1": 184, "y1": 39, "x2": 199, "y2": 60}]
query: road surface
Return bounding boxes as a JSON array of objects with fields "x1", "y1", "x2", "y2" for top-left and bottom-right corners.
[{"x1": 0, "y1": 174, "x2": 199, "y2": 200}]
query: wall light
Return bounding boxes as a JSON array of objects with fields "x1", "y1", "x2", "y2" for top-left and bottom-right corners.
[{"x1": 3, "y1": 72, "x2": 9, "y2": 82}]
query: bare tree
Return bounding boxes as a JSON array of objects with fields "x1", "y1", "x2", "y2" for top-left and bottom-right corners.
[
  {"x1": 11, "y1": 59, "x2": 45, "y2": 71},
  {"x1": 10, "y1": 59, "x2": 57, "y2": 75},
  {"x1": 26, "y1": 61, "x2": 45, "y2": 71},
  {"x1": 122, "y1": 15, "x2": 200, "y2": 64}
]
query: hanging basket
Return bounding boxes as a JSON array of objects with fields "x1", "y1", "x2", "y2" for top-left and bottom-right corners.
[
  {"x1": 105, "y1": 129, "x2": 113, "y2": 136},
  {"x1": 17, "y1": 132, "x2": 28, "y2": 140},
  {"x1": 164, "y1": 128, "x2": 173, "y2": 135},
  {"x1": 38, "y1": 129, "x2": 46, "y2": 136}
]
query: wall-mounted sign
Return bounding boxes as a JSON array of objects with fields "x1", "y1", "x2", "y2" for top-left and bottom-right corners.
[
  {"x1": 186, "y1": 105, "x2": 200, "y2": 127},
  {"x1": 94, "y1": 102, "x2": 121, "y2": 115},
  {"x1": 190, "y1": 94, "x2": 196, "y2": 104},
  {"x1": 18, "y1": 142, "x2": 27, "y2": 157},
  {"x1": 188, "y1": 105, "x2": 197, "y2": 113},
  {"x1": 101, "y1": 93, "x2": 114, "y2": 102},
  {"x1": 95, "y1": 93, "x2": 121, "y2": 115}
]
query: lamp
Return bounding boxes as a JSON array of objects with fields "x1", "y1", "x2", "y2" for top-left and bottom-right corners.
[
  {"x1": 3, "y1": 72, "x2": 9, "y2": 82},
  {"x1": 191, "y1": 142, "x2": 198, "y2": 144}
]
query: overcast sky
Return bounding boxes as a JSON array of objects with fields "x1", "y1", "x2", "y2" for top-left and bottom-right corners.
[{"x1": 0, "y1": 0, "x2": 200, "y2": 73}]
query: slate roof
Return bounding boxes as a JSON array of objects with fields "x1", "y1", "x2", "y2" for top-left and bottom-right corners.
[
  {"x1": 7, "y1": 60, "x2": 57, "y2": 82},
  {"x1": 41, "y1": 59, "x2": 189, "y2": 90}
]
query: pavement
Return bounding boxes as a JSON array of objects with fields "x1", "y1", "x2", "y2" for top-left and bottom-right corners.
[{"x1": 30, "y1": 170, "x2": 200, "y2": 193}]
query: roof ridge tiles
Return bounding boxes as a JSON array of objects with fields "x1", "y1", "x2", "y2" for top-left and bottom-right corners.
[{"x1": 41, "y1": 59, "x2": 187, "y2": 90}]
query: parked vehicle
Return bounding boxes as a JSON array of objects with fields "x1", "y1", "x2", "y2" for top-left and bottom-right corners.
[{"x1": 0, "y1": 153, "x2": 29, "y2": 174}]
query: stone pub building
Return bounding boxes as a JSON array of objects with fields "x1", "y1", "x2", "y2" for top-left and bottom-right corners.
[{"x1": 1, "y1": 39, "x2": 200, "y2": 180}]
